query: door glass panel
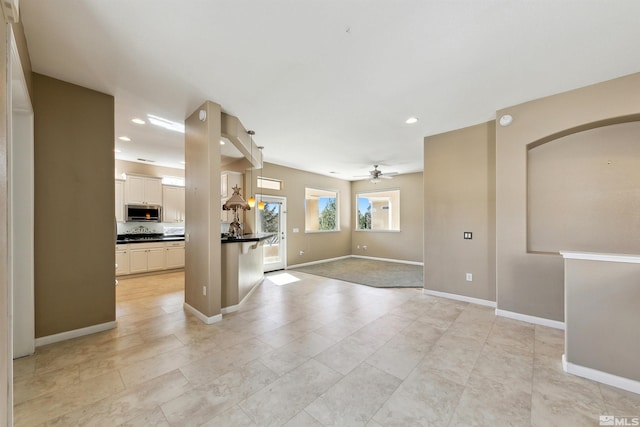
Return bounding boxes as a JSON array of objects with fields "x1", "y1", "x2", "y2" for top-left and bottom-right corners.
[
  {"x1": 257, "y1": 196, "x2": 287, "y2": 272},
  {"x1": 260, "y1": 202, "x2": 281, "y2": 265}
]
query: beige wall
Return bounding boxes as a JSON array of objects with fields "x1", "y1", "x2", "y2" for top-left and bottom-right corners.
[
  {"x1": 564, "y1": 258, "x2": 640, "y2": 381},
  {"x1": 423, "y1": 123, "x2": 496, "y2": 301},
  {"x1": 249, "y1": 162, "x2": 352, "y2": 265},
  {"x1": 33, "y1": 73, "x2": 115, "y2": 337},
  {"x1": 184, "y1": 101, "x2": 222, "y2": 318},
  {"x1": 496, "y1": 72, "x2": 640, "y2": 321},
  {"x1": 528, "y1": 121, "x2": 640, "y2": 254},
  {"x1": 352, "y1": 173, "x2": 423, "y2": 263},
  {"x1": 115, "y1": 159, "x2": 184, "y2": 179}
]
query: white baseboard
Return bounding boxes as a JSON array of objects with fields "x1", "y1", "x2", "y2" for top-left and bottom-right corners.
[
  {"x1": 35, "y1": 321, "x2": 116, "y2": 347},
  {"x1": 495, "y1": 309, "x2": 565, "y2": 330},
  {"x1": 221, "y1": 278, "x2": 263, "y2": 314},
  {"x1": 287, "y1": 255, "x2": 351, "y2": 270},
  {"x1": 423, "y1": 289, "x2": 496, "y2": 308},
  {"x1": 288, "y1": 254, "x2": 423, "y2": 270},
  {"x1": 183, "y1": 303, "x2": 222, "y2": 324},
  {"x1": 351, "y1": 255, "x2": 424, "y2": 266},
  {"x1": 563, "y1": 354, "x2": 640, "y2": 395}
]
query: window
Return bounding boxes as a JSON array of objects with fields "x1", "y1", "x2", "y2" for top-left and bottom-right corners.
[
  {"x1": 257, "y1": 176, "x2": 282, "y2": 191},
  {"x1": 305, "y1": 187, "x2": 339, "y2": 232},
  {"x1": 356, "y1": 189, "x2": 400, "y2": 231}
]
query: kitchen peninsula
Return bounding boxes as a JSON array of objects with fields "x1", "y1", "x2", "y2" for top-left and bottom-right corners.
[{"x1": 221, "y1": 232, "x2": 273, "y2": 313}]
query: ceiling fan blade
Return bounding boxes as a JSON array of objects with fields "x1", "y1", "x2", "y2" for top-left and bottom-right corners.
[{"x1": 380, "y1": 175, "x2": 394, "y2": 179}]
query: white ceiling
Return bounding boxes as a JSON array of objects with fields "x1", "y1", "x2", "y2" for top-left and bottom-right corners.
[{"x1": 20, "y1": 1, "x2": 640, "y2": 179}]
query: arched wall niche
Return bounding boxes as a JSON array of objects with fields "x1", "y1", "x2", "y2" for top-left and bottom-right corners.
[{"x1": 527, "y1": 116, "x2": 640, "y2": 254}]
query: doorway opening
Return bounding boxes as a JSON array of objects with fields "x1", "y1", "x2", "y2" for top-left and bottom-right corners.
[{"x1": 256, "y1": 195, "x2": 287, "y2": 272}]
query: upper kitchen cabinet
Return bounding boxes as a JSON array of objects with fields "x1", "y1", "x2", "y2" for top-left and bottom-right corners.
[
  {"x1": 115, "y1": 179, "x2": 125, "y2": 222},
  {"x1": 221, "y1": 171, "x2": 243, "y2": 198},
  {"x1": 125, "y1": 175, "x2": 162, "y2": 205},
  {"x1": 221, "y1": 171, "x2": 243, "y2": 222},
  {"x1": 163, "y1": 185, "x2": 185, "y2": 223}
]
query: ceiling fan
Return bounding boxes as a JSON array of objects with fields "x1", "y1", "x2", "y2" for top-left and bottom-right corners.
[{"x1": 356, "y1": 165, "x2": 398, "y2": 183}]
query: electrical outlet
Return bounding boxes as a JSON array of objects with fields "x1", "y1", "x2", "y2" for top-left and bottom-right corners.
[
  {"x1": 466, "y1": 273, "x2": 473, "y2": 282},
  {"x1": 202, "y1": 286, "x2": 207, "y2": 296},
  {"x1": 299, "y1": 250, "x2": 304, "y2": 256},
  {"x1": 363, "y1": 245, "x2": 367, "y2": 250},
  {"x1": 357, "y1": 245, "x2": 360, "y2": 249}
]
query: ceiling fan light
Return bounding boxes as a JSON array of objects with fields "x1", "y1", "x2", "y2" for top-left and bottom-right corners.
[{"x1": 370, "y1": 177, "x2": 381, "y2": 184}]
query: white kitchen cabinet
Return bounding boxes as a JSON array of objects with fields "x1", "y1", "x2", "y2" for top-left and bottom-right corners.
[
  {"x1": 125, "y1": 175, "x2": 162, "y2": 205},
  {"x1": 147, "y1": 247, "x2": 166, "y2": 271},
  {"x1": 165, "y1": 241, "x2": 185, "y2": 269},
  {"x1": 163, "y1": 185, "x2": 185, "y2": 223},
  {"x1": 129, "y1": 243, "x2": 166, "y2": 274},
  {"x1": 221, "y1": 171, "x2": 243, "y2": 222},
  {"x1": 221, "y1": 171, "x2": 243, "y2": 198},
  {"x1": 115, "y1": 244, "x2": 129, "y2": 276},
  {"x1": 115, "y1": 179, "x2": 125, "y2": 222}
]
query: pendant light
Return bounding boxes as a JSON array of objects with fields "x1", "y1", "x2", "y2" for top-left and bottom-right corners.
[
  {"x1": 247, "y1": 130, "x2": 256, "y2": 208},
  {"x1": 257, "y1": 145, "x2": 265, "y2": 210}
]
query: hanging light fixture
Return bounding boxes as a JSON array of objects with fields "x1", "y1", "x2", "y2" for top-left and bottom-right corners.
[
  {"x1": 257, "y1": 145, "x2": 265, "y2": 210},
  {"x1": 246, "y1": 130, "x2": 256, "y2": 208}
]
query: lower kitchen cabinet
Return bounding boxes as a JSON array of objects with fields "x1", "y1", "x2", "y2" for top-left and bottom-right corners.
[
  {"x1": 116, "y1": 244, "x2": 129, "y2": 276},
  {"x1": 116, "y1": 241, "x2": 185, "y2": 276},
  {"x1": 165, "y1": 242, "x2": 185, "y2": 269},
  {"x1": 129, "y1": 243, "x2": 166, "y2": 274}
]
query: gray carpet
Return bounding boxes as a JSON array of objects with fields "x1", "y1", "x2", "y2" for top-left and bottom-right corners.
[{"x1": 291, "y1": 257, "x2": 423, "y2": 288}]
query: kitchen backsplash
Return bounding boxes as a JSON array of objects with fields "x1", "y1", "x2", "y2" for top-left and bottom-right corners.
[{"x1": 117, "y1": 222, "x2": 184, "y2": 235}]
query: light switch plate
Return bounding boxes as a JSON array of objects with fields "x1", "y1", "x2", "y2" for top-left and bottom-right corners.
[{"x1": 463, "y1": 232, "x2": 472, "y2": 239}]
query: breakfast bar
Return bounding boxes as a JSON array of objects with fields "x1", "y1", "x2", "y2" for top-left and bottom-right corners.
[{"x1": 221, "y1": 233, "x2": 274, "y2": 313}]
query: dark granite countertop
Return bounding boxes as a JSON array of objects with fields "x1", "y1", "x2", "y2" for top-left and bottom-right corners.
[
  {"x1": 221, "y1": 233, "x2": 274, "y2": 244},
  {"x1": 116, "y1": 234, "x2": 185, "y2": 244}
]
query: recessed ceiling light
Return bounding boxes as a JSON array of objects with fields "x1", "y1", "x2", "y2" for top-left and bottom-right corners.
[
  {"x1": 147, "y1": 114, "x2": 185, "y2": 133},
  {"x1": 405, "y1": 117, "x2": 418, "y2": 124},
  {"x1": 118, "y1": 136, "x2": 131, "y2": 141},
  {"x1": 131, "y1": 118, "x2": 145, "y2": 125},
  {"x1": 220, "y1": 140, "x2": 225, "y2": 145}
]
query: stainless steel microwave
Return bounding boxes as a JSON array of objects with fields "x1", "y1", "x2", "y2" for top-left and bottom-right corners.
[{"x1": 126, "y1": 204, "x2": 162, "y2": 222}]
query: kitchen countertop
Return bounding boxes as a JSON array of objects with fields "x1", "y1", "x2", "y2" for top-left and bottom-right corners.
[
  {"x1": 116, "y1": 234, "x2": 185, "y2": 244},
  {"x1": 221, "y1": 232, "x2": 274, "y2": 244}
]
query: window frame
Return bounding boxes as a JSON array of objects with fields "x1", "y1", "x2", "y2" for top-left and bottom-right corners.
[
  {"x1": 257, "y1": 175, "x2": 283, "y2": 191},
  {"x1": 304, "y1": 186, "x2": 340, "y2": 233},
  {"x1": 355, "y1": 188, "x2": 401, "y2": 232}
]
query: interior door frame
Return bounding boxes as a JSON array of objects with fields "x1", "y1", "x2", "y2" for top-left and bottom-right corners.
[
  {"x1": 9, "y1": 26, "x2": 35, "y2": 360},
  {"x1": 256, "y1": 195, "x2": 287, "y2": 272}
]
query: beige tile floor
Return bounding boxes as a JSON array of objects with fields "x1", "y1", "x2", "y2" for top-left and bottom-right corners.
[{"x1": 13, "y1": 271, "x2": 640, "y2": 426}]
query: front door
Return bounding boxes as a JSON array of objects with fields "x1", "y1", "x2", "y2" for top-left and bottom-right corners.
[{"x1": 256, "y1": 195, "x2": 286, "y2": 272}]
